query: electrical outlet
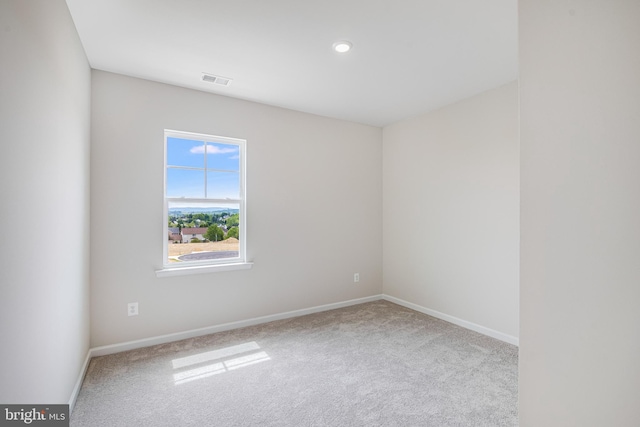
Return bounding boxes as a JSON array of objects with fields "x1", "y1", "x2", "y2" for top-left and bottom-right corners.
[
  {"x1": 128, "y1": 302, "x2": 139, "y2": 316},
  {"x1": 354, "y1": 273, "x2": 360, "y2": 283}
]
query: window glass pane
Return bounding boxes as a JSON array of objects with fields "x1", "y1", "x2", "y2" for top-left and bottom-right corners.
[
  {"x1": 207, "y1": 171, "x2": 240, "y2": 199},
  {"x1": 167, "y1": 168, "x2": 204, "y2": 198},
  {"x1": 167, "y1": 201, "x2": 241, "y2": 264},
  {"x1": 206, "y1": 142, "x2": 240, "y2": 171},
  {"x1": 167, "y1": 137, "x2": 204, "y2": 168}
]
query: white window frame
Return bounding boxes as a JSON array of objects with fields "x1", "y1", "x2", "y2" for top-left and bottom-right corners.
[{"x1": 156, "y1": 129, "x2": 251, "y2": 277}]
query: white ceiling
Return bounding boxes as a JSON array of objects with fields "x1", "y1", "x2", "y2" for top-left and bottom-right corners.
[{"x1": 65, "y1": 0, "x2": 517, "y2": 127}]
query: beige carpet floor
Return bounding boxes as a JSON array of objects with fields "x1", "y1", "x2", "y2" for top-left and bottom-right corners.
[{"x1": 71, "y1": 300, "x2": 518, "y2": 426}]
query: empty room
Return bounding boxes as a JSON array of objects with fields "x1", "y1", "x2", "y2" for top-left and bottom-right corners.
[{"x1": 1, "y1": 1, "x2": 639, "y2": 426}]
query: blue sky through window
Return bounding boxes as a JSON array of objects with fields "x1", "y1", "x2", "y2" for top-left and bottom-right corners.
[
  {"x1": 167, "y1": 137, "x2": 204, "y2": 168},
  {"x1": 167, "y1": 137, "x2": 240, "y2": 199}
]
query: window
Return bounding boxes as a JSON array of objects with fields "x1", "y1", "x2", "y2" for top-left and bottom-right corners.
[{"x1": 162, "y1": 130, "x2": 247, "y2": 272}]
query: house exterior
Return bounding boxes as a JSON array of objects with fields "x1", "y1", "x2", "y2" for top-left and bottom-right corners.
[
  {"x1": 168, "y1": 227, "x2": 181, "y2": 243},
  {"x1": 180, "y1": 227, "x2": 208, "y2": 243}
]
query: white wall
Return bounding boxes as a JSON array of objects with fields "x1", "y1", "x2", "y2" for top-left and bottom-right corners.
[
  {"x1": 0, "y1": 0, "x2": 91, "y2": 403},
  {"x1": 519, "y1": 1, "x2": 640, "y2": 425},
  {"x1": 90, "y1": 71, "x2": 382, "y2": 347},
  {"x1": 382, "y1": 82, "x2": 519, "y2": 340}
]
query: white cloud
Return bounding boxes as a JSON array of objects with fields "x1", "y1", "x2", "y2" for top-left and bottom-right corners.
[{"x1": 190, "y1": 145, "x2": 238, "y2": 155}]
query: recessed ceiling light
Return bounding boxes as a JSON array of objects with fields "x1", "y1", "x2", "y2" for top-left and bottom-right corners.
[{"x1": 332, "y1": 41, "x2": 352, "y2": 53}]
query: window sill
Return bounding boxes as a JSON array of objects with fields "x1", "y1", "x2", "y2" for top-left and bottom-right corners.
[{"x1": 155, "y1": 262, "x2": 253, "y2": 278}]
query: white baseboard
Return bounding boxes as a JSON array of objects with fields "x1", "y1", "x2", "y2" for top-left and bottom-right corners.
[
  {"x1": 70, "y1": 292, "x2": 517, "y2": 411},
  {"x1": 90, "y1": 294, "x2": 383, "y2": 357},
  {"x1": 381, "y1": 294, "x2": 519, "y2": 346},
  {"x1": 68, "y1": 349, "x2": 92, "y2": 412}
]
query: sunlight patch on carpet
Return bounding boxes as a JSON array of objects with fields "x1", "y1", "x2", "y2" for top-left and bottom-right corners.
[{"x1": 172, "y1": 341, "x2": 271, "y2": 385}]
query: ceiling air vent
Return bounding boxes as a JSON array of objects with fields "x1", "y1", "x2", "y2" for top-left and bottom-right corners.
[{"x1": 202, "y1": 73, "x2": 232, "y2": 86}]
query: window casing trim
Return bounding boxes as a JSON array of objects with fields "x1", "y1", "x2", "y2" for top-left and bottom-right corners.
[
  {"x1": 155, "y1": 261, "x2": 253, "y2": 278},
  {"x1": 161, "y1": 129, "x2": 247, "y2": 271}
]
